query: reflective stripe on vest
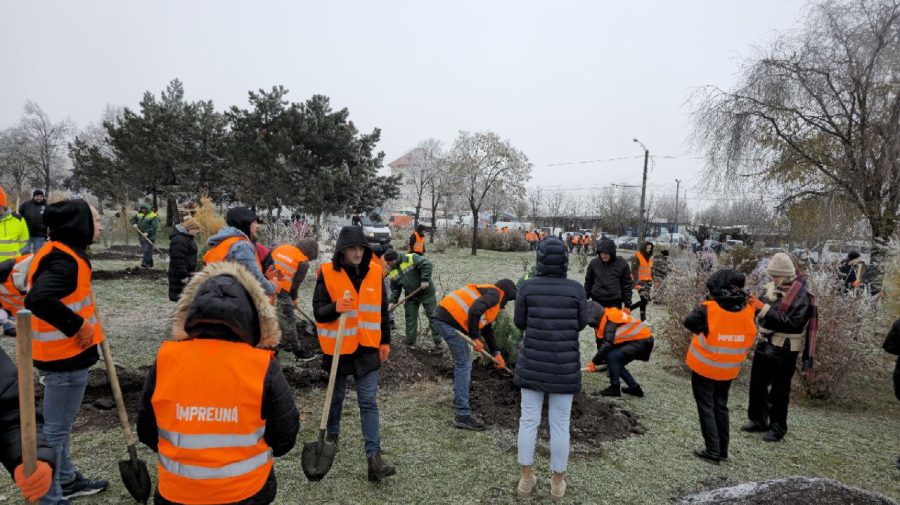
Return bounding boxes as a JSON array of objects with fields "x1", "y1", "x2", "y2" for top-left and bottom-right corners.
[
  {"x1": 270, "y1": 244, "x2": 308, "y2": 294},
  {"x1": 412, "y1": 232, "x2": 424, "y2": 253},
  {"x1": 388, "y1": 256, "x2": 415, "y2": 280},
  {"x1": 26, "y1": 242, "x2": 105, "y2": 362},
  {"x1": 152, "y1": 339, "x2": 272, "y2": 503},
  {"x1": 315, "y1": 261, "x2": 383, "y2": 355},
  {"x1": 684, "y1": 301, "x2": 757, "y2": 381},
  {"x1": 636, "y1": 254, "x2": 653, "y2": 281},
  {"x1": 613, "y1": 318, "x2": 652, "y2": 345},
  {"x1": 437, "y1": 284, "x2": 503, "y2": 332},
  {"x1": 0, "y1": 255, "x2": 28, "y2": 315}
]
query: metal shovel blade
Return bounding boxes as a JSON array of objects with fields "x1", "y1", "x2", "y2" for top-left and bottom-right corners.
[
  {"x1": 301, "y1": 430, "x2": 336, "y2": 481},
  {"x1": 118, "y1": 445, "x2": 151, "y2": 503}
]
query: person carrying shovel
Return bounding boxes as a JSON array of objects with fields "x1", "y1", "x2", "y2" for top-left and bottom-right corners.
[
  {"x1": 383, "y1": 249, "x2": 441, "y2": 350},
  {"x1": 131, "y1": 203, "x2": 159, "y2": 269},
  {"x1": 24, "y1": 199, "x2": 109, "y2": 502},
  {"x1": 264, "y1": 237, "x2": 319, "y2": 361},
  {"x1": 431, "y1": 278, "x2": 517, "y2": 431},
  {"x1": 136, "y1": 261, "x2": 300, "y2": 505},
  {"x1": 311, "y1": 226, "x2": 395, "y2": 482}
]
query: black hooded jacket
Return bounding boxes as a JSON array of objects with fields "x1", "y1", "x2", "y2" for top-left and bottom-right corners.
[
  {"x1": 18, "y1": 198, "x2": 47, "y2": 238},
  {"x1": 226, "y1": 207, "x2": 257, "y2": 239},
  {"x1": 683, "y1": 269, "x2": 751, "y2": 336},
  {"x1": 584, "y1": 238, "x2": 633, "y2": 307},
  {"x1": 312, "y1": 226, "x2": 391, "y2": 377},
  {"x1": 24, "y1": 199, "x2": 99, "y2": 372},
  {"x1": 0, "y1": 347, "x2": 55, "y2": 478},
  {"x1": 137, "y1": 265, "x2": 299, "y2": 505},
  {"x1": 513, "y1": 238, "x2": 588, "y2": 394},
  {"x1": 167, "y1": 225, "x2": 198, "y2": 301}
]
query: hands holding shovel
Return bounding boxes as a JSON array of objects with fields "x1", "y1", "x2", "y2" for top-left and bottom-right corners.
[
  {"x1": 388, "y1": 286, "x2": 424, "y2": 313},
  {"x1": 455, "y1": 331, "x2": 513, "y2": 376},
  {"x1": 131, "y1": 225, "x2": 169, "y2": 263}
]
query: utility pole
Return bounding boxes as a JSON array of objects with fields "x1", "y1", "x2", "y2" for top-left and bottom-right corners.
[
  {"x1": 634, "y1": 140, "x2": 650, "y2": 244},
  {"x1": 674, "y1": 178, "x2": 682, "y2": 235}
]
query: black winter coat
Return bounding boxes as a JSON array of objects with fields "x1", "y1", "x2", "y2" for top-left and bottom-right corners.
[
  {"x1": 0, "y1": 348, "x2": 55, "y2": 478},
  {"x1": 884, "y1": 319, "x2": 900, "y2": 402},
  {"x1": 167, "y1": 226, "x2": 198, "y2": 301},
  {"x1": 18, "y1": 199, "x2": 46, "y2": 238},
  {"x1": 24, "y1": 199, "x2": 99, "y2": 372},
  {"x1": 514, "y1": 238, "x2": 588, "y2": 394},
  {"x1": 584, "y1": 238, "x2": 633, "y2": 307},
  {"x1": 758, "y1": 279, "x2": 812, "y2": 335}
]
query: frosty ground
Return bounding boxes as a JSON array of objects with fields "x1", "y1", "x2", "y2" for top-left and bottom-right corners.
[{"x1": 0, "y1": 247, "x2": 897, "y2": 504}]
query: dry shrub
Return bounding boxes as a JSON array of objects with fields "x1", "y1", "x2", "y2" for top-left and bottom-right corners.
[
  {"x1": 194, "y1": 196, "x2": 225, "y2": 247},
  {"x1": 443, "y1": 227, "x2": 528, "y2": 252},
  {"x1": 655, "y1": 254, "x2": 712, "y2": 364},
  {"x1": 258, "y1": 219, "x2": 313, "y2": 249}
]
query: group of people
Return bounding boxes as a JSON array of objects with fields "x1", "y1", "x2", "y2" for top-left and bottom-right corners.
[{"x1": 0, "y1": 189, "x2": 897, "y2": 504}]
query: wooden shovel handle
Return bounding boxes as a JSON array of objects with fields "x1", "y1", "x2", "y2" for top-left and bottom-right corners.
[
  {"x1": 318, "y1": 291, "x2": 351, "y2": 431},
  {"x1": 456, "y1": 331, "x2": 513, "y2": 376},
  {"x1": 389, "y1": 286, "x2": 424, "y2": 312},
  {"x1": 100, "y1": 338, "x2": 137, "y2": 447},
  {"x1": 16, "y1": 311, "x2": 38, "y2": 504}
]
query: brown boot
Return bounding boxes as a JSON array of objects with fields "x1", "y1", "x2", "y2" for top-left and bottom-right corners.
[{"x1": 367, "y1": 452, "x2": 396, "y2": 482}]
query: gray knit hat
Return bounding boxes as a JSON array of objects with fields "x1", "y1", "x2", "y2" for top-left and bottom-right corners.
[{"x1": 766, "y1": 252, "x2": 796, "y2": 278}]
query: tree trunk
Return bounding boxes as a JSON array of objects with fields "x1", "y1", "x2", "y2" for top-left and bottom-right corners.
[
  {"x1": 868, "y1": 213, "x2": 895, "y2": 267},
  {"x1": 470, "y1": 206, "x2": 479, "y2": 256},
  {"x1": 151, "y1": 187, "x2": 158, "y2": 210},
  {"x1": 166, "y1": 197, "x2": 178, "y2": 227},
  {"x1": 430, "y1": 199, "x2": 439, "y2": 243}
]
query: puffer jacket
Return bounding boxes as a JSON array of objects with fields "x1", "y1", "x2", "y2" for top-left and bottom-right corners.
[
  {"x1": 514, "y1": 237, "x2": 588, "y2": 394},
  {"x1": 206, "y1": 226, "x2": 275, "y2": 295},
  {"x1": 882, "y1": 318, "x2": 900, "y2": 401},
  {"x1": 137, "y1": 262, "x2": 299, "y2": 505},
  {"x1": 0, "y1": 347, "x2": 55, "y2": 478},
  {"x1": 18, "y1": 199, "x2": 46, "y2": 238},
  {"x1": 167, "y1": 225, "x2": 198, "y2": 301},
  {"x1": 584, "y1": 238, "x2": 633, "y2": 307}
]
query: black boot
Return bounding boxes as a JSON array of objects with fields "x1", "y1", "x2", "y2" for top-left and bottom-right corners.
[
  {"x1": 367, "y1": 452, "x2": 396, "y2": 482},
  {"x1": 692, "y1": 448, "x2": 720, "y2": 464},
  {"x1": 740, "y1": 420, "x2": 768, "y2": 433},
  {"x1": 454, "y1": 414, "x2": 486, "y2": 431},
  {"x1": 622, "y1": 385, "x2": 644, "y2": 397},
  {"x1": 763, "y1": 429, "x2": 785, "y2": 442},
  {"x1": 595, "y1": 384, "x2": 621, "y2": 397}
]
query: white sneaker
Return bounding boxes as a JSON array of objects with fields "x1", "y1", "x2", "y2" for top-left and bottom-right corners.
[{"x1": 517, "y1": 474, "x2": 537, "y2": 496}]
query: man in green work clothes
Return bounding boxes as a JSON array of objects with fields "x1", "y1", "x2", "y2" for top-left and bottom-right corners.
[{"x1": 384, "y1": 249, "x2": 441, "y2": 349}]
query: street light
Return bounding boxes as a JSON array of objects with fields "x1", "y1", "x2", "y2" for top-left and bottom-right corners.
[{"x1": 633, "y1": 138, "x2": 650, "y2": 244}]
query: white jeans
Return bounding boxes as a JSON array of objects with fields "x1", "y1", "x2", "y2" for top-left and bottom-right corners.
[{"x1": 517, "y1": 388, "x2": 574, "y2": 473}]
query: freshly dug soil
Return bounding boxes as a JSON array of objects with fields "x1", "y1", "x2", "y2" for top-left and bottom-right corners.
[
  {"x1": 91, "y1": 245, "x2": 168, "y2": 261},
  {"x1": 468, "y1": 363, "x2": 644, "y2": 452},
  {"x1": 34, "y1": 366, "x2": 149, "y2": 432},
  {"x1": 93, "y1": 267, "x2": 168, "y2": 281},
  {"x1": 677, "y1": 476, "x2": 897, "y2": 505}
]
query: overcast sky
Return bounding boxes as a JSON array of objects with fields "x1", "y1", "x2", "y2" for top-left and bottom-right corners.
[{"x1": 0, "y1": 0, "x2": 808, "y2": 207}]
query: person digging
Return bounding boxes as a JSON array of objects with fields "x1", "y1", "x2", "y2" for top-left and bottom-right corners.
[
  {"x1": 586, "y1": 302, "x2": 653, "y2": 398},
  {"x1": 384, "y1": 249, "x2": 442, "y2": 350},
  {"x1": 431, "y1": 279, "x2": 517, "y2": 431}
]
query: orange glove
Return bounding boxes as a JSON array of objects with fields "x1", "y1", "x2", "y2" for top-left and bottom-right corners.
[
  {"x1": 585, "y1": 362, "x2": 597, "y2": 373},
  {"x1": 471, "y1": 338, "x2": 484, "y2": 353},
  {"x1": 14, "y1": 461, "x2": 52, "y2": 501},
  {"x1": 852, "y1": 280, "x2": 861, "y2": 288},
  {"x1": 266, "y1": 265, "x2": 288, "y2": 282},
  {"x1": 622, "y1": 307, "x2": 632, "y2": 315},
  {"x1": 493, "y1": 353, "x2": 506, "y2": 370},
  {"x1": 748, "y1": 295, "x2": 765, "y2": 311},
  {"x1": 379, "y1": 344, "x2": 391, "y2": 363},
  {"x1": 336, "y1": 297, "x2": 355, "y2": 313},
  {"x1": 74, "y1": 320, "x2": 95, "y2": 349}
]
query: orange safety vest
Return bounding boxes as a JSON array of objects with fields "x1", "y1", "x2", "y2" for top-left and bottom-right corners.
[
  {"x1": 26, "y1": 242, "x2": 105, "y2": 362},
  {"x1": 411, "y1": 232, "x2": 425, "y2": 254},
  {"x1": 316, "y1": 261, "x2": 383, "y2": 355},
  {"x1": 204, "y1": 236, "x2": 262, "y2": 272},
  {"x1": 152, "y1": 339, "x2": 273, "y2": 504},
  {"x1": 526, "y1": 232, "x2": 537, "y2": 242},
  {"x1": 268, "y1": 244, "x2": 308, "y2": 294},
  {"x1": 437, "y1": 284, "x2": 504, "y2": 332},
  {"x1": 685, "y1": 301, "x2": 757, "y2": 381},
  {"x1": 0, "y1": 254, "x2": 32, "y2": 316},
  {"x1": 371, "y1": 255, "x2": 388, "y2": 278},
  {"x1": 636, "y1": 253, "x2": 653, "y2": 281},
  {"x1": 596, "y1": 307, "x2": 652, "y2": 345}
]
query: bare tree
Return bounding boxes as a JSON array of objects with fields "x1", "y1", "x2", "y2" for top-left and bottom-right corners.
[
  {"x1": 692, "y1": 0, "x2": 900, "y2": 263},
  {"x1": 427, "y1": 157, "x2": 453, "y2": 242},
  {"x1": 11, "y1": 100, "x2": 75, "y2": 196},
  {"x1": 448, "y1": 131, "x2": 531, "y2": 255},
  {"x1": 544, "y1": 189, "x2": 565, "y2": 227},
  {"x1": 405, "y1": 138, "x2": 443, "y2": 227},
  {"x1": 0, "y1": 129, "x2": 31, "y2": 204},
  {"x1": 526, "y1": 185, "x2": 544, "y2": 224}
]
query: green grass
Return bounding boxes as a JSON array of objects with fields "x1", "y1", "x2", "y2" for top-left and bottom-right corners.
[{"x1": 1, "y1": 247, "x2": 898, "y2": 504}]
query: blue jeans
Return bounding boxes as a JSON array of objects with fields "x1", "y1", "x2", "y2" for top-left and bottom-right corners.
[
  {"x1": 139, "y1": 236, "x2": 154, "y2": 267},
  {"x1": 433, "y1": 319, "x2": 472, "y2": 416},
  {"x1": 40, "y1": 367, "x2": 90, "y2": 505},
  {"x1": 27, "y1": 236, "x2": 46, "y2": 254},
  {"x1": 518, "y1": 389, "x2": 573, "y2": 473},
  {"x1": 326, "y1": 368, "x2": 381, "y2": 457},
  {"x1": 607, "y1": 348, "x2": 637, "y2": 388}
]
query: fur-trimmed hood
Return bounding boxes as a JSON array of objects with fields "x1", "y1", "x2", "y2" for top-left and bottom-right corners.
[{"x1": 170, "y1": 261, "x2": 281, "y2": 348}]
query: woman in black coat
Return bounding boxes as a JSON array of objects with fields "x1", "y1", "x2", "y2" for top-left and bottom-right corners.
[
  {"x1": 513, "y1": 237, "x2": 588, "y2": 500},
  {"x1": 167, "y1": 219, "x2": 200, "y2": 301}
]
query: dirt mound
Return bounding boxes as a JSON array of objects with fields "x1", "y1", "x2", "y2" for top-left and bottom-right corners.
[
  {"x1": 35, "y1": 366, "x2": 148, "y2": 432},
  {"x1": 93, "y1": 267, "x2": 167, "y2": 280},
  {"x1": 677, "y1": 477, "x2": 897, "y2": 505},
  {"x1": 469, "y1": 364, "x2": 644, "y2": 452},
  {"x1": 91, "y1": 245, "x2": 168, "y2": 261}
]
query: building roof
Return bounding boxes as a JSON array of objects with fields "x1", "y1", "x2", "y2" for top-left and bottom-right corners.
[{"x1": 388, "y1": 147, "x2": 425, "y2": 169}]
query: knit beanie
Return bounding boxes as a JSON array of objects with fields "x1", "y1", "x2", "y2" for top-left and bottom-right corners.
[
  {"x1": 33, "y1": 189, "x2": 44, "y2": 197},
  {"x1": 183, "y1": 217, "x2": 201, "y2": 232},
  {"x1": 383, "y1": 249, "x2": 399, "y2": 262},
  {"x1": 766, "y1": 252, "x2": 796, "y2": 278}
]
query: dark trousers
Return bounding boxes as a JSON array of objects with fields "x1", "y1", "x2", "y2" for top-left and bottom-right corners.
[
  {"x1": 630, "y1": 282, "x2": 651, "y2": 321},
  {"x1": 607, "y1": 349, "x2": 637, "y2": 387},
  {"x1": 139, "y1": 236, "x2": 154, "y2": 267},
  {"x1": 747, "y1": 340, "x2": 798, "y2": 435},
  {"x1": 276, "y1": 292, "x2": 301, "y2": 352},
  {"x1": 691, "y1": 372, "x2": 731, "y2": 459}
]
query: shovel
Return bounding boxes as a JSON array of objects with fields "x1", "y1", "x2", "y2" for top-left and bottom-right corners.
[
  {"x1": 131, "y1": 225, "x2": 170, "y2": 263},
  {"x1": 302, "y1": 291, "x2": 350, "y2": 481},
  {"x1": 455, "y1": 330, "x2": 513, "y2": 376},
  {"x1": 388, "y1": 286, "x2": 424, "y2": 313},
  {"x1": 16, "y1": 311, "x2": 38, "y2": 505},
  {"x1": 99, "y1": 336, "x2": 151, "y2": 503}
]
